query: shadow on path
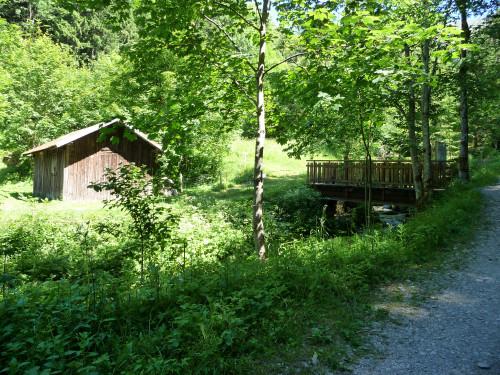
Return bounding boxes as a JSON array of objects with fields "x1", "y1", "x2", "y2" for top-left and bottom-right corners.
[{"x1": 341, "y1": 183, "x2": 500, "y2": 375}]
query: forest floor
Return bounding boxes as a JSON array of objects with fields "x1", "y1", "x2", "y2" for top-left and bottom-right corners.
[{"x1": 336, "y1": 182, "x2": 500, "y2": 375}]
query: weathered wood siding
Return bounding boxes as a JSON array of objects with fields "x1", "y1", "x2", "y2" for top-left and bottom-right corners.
[
  {"x1": 31, "y1": 127, "x2": 160, "y2": 201},
  {"x1": 62, "y1": 130, "x2": 159, "y2": 200},
  {"x1": 33, "y1": 149, "x2": 64, "y2": 199}
]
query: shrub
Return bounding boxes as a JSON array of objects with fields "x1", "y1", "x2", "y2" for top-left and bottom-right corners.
[
  {"x1": 90, "y1": 164, "x2": 178, "y2": 280},
  {"x1": 267, "y1": 185, "x2": 331, "y2": 241}
]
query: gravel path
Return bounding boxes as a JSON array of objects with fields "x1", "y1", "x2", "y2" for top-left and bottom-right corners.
[{"x1": 346, "y1": 183, "x2": 500, "y2": 375}]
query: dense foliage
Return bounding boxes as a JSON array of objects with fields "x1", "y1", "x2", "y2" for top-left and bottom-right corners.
[
  {"x1": 468, "y1": 13, "x2": 500, "y2": 150},
  {"x1": 0, "y1": 19, "x2": 120, "y2": 166},
  {"x1": 0, "y1": 0, "x2": 498, "y2": 373},
  {"x1": 0, "y1": 0, "x2": 135, "y2": 61},
  {"x1": 1, "y1": 157, "x2": 499, "y2": 373},
  {"x1": 0, "y1": 1, "x2": 497, "y2": 180}
]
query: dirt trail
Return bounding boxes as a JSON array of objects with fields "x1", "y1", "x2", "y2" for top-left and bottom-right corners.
[{"x1": 344, "y1": 183, "x2": 500, "y2": 375}]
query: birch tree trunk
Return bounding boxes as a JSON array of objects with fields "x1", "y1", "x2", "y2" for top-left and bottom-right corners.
[
  {"x1": 456, "y1": 0, "x2": 470, "y2": 182},
  {"x1": 253, "y1": 0, "x2": 269, "y2": 260},
  {"x1": 421, "y1": 38, "x2": 432, "y2": 197},
  {"x1": 405, "y1": 44, "x2": 423, "y2": 204}
]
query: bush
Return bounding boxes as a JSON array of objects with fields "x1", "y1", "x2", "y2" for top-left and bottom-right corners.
[
  {"x1": 0, "y1": 214, "x2": 135, "y2": 282},
  {"x1": 268, "y1": 185, "x2": 326, "y2": 237},
  {"x1": 232, "y1": 168, "x2": 254, "y2": 185}
]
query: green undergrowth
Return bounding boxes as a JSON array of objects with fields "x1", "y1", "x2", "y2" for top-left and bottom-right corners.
[
  {"x1": 219, "y1": 137, "x2": 331, "y2": 185},
  {"x1": 470, "y1": 155, "x2": 500, "y2": 187},
  {"x1": 0, "y1": 155, "x2": 498, "y2": 374}
]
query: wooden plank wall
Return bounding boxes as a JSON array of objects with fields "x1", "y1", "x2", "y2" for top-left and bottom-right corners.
[
  {"x1": 33, "y1": 149, "x2": 64, "y2": 199},
  {"x1": 62, "y1": 130, "x2": 159, "y2": 200}
]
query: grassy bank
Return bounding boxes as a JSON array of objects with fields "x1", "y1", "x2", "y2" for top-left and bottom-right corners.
[{"x1": 0, "y1": 152, "x2": 499, "y2": 374}]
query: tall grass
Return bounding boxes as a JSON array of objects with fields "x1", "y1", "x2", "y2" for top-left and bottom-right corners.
[{"x1": 220, "y1": 136, "x2": 333, "y2": 184}]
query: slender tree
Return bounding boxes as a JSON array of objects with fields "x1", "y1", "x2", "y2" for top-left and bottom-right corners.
[
  {"x1": 421, "y1": 0, "x2": 433, "y2": 197},
  {"x1": 253, "y1": 0, "x2": 270, "y2": 259},
  {"x1": 455, "y1": 0, "x2": 471, "y2": 182},
  {"x1": 421, "y1": 38, "x2": 432, "y2": 194},
  {"x1": 109, "y1": 0, "x2": 307, "y2": 259},
  {"x1": 405, "y1": 44, "x2": 424, "y2": 203}
]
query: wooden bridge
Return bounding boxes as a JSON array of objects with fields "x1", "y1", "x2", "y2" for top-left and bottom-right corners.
[{"x1": 307, "y1": 160, "x2": 457, "y2": 205}]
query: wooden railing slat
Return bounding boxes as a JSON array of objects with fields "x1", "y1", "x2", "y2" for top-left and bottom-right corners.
[{"x1": 306, "y1": 160, "x2": 456, "y2": 189}]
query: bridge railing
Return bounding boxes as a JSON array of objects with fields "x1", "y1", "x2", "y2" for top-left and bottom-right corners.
[{"x1": 306, "y1": 160, "x2": 457, "y2": 189}]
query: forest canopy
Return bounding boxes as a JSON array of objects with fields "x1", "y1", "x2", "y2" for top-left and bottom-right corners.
[
  {"x1": 0, "y1": 1, "x2": 499, "y2": 374},
  {"x1": 0, "y1": 0, "x2": 497, "y2": 173}
]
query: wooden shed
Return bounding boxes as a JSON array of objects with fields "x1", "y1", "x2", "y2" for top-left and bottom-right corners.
[{"x1": 23, "y1": 119, "x2": 162, "y2": 200}]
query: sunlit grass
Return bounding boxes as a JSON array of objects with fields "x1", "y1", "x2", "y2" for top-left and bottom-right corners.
[
  {"x1": 193, "y1": 136, "x2": 334, "y2": 202},
  {"x1": 1, "y1": 145, "x2": 498, "y2": 373},
  {"x1": 0, "y1": 158, "x2": 110, "y2": 221},
  {"x1": 221, "y1": 136, "x2": 333, "y2": 182}
]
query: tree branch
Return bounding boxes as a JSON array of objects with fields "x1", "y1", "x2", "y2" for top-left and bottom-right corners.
[
  {"x1": 232, "y1": 78, "x2": 257, "y2": 105},
  {"x1": 253, "y1": 0, "x2": 262, "y2": 22},
  {"x1": 264, "y1": 52, "x2": 306, "y2": 75},
  {"x1": 431, "y1": 0, "x2": 454, "y2": 76},
  {"x1": 211, "y1": 60, "x2": 256, "y2": 105},
  {"x1": 203, "y1": 15, "x2": 241, "y2": 53},
  {"x1": 203, "y1": 15, "x2": 257, "y2": 72},
  {"x1": 213, "y1": 0, "x2": 260, "y2": 31}
]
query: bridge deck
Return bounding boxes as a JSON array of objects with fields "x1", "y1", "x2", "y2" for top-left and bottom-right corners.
[{"x1": 307, "y1": 160, "x2": 456, "y2": 205}]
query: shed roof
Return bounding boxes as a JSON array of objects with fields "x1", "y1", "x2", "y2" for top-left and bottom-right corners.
[{"x1": 23, "y1": 119, "x2": 162, "y2": 155}]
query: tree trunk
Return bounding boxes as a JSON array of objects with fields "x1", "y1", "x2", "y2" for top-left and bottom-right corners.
[
  {"x1": 179, "y1": 172, "x2": 184, "y2": 193},
  {"x1": 358, "y1": 90, "x2": 372, "y2": 229},
  {"x1": 28, "y1": 3, "x2": 33, "y2": 21},
  {"x1": 253, "y1": 0, "x2": 269, "y2": 260},
  {"x1": 421, "y1": 38, "x2": 432, "y2": 198},
  {"x1": 405, "y1": 44, "x2": 423, "y2": 204},
  {"x1": 457, "y1": 0, "x2": 470, "y2": 182}
]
